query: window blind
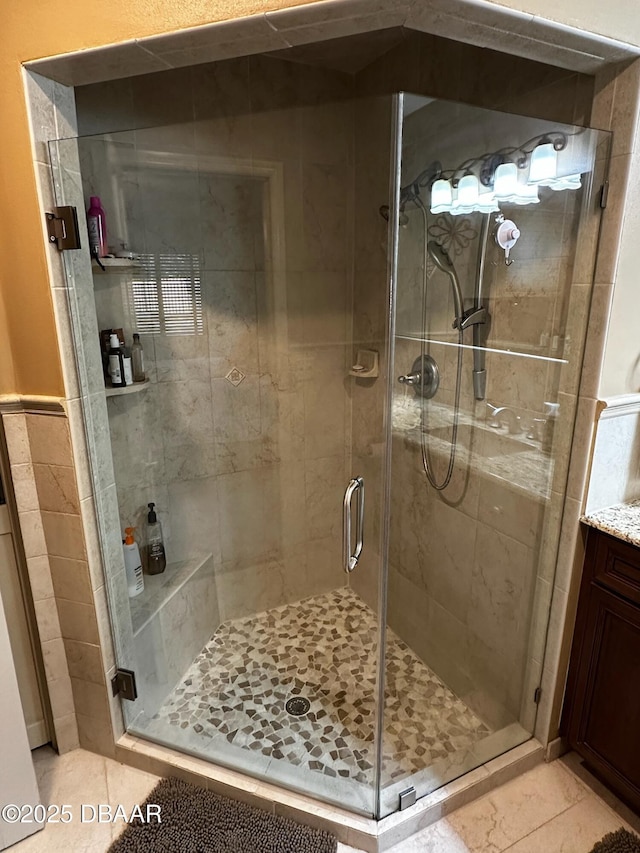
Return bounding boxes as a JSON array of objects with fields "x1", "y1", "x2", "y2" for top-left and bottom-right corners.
[{"x1": 130, "y1": 253, "x2": 203, "y2": 336}]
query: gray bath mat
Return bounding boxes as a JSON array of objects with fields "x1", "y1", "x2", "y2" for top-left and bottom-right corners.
[
  {"x1": 589, "y1": 828, "x2": 640, "y2": 852},
  {"x1": 108, "y1": 776, "x2": 338, "y2": 853}
]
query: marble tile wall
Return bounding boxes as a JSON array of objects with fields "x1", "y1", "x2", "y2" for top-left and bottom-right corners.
[
  {"x1": 74, "y1": 54, "x2": 356, "y2": 640},
  {"x1": 133, "y1": 555, "x2": 219, "y2": 716}
]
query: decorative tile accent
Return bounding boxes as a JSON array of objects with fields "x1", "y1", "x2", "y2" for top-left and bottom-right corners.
[
  {"x1": 146, "y1": 588, "x2": 489, "y2": 786},
  {"x1": 225, "y1": 367, "x2": 246, "y2": 387},
  {"x1": 428, "y1": 214, "x2": 478, "y2": 257}
]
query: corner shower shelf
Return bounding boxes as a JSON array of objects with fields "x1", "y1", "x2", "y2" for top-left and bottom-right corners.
[
  {"x1": 105, "y1": 379, "x2": 150, "y2": 398},
  {"x1": 92, "y1": 257, "x2": 143, "y2": 273}
]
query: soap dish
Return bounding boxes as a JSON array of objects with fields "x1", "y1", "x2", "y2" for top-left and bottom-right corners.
[{"x1": 349, "y1": 349, "x2": 379, "y2": 379}]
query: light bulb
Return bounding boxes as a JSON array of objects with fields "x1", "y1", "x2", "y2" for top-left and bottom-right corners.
[
  {"x1": 457, "y1": 174, "x2": 479, "y2": 206},
  {"x1": 493, "y1": 163, "x2": 518, "y2": 199},
  {"x1": 430, "y1": 179, "x2": 453, "y2": 214},
  {"x1": 529, "y1": 142, "x2": 557, "y2": 184}
]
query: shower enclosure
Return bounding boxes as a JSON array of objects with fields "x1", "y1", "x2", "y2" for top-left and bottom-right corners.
[{"x1": 49, "y1": 56, "x2": 608, "y2": 819}]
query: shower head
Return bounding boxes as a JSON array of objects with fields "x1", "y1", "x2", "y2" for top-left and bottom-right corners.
[
  {"x1": 427, "y1": 241, "x2": 454, "y2": 272},
  {"x1": 427, "y1": 241, "x2": 464, "y2": 329}
]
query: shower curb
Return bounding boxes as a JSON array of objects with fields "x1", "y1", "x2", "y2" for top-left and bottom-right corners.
[{"x1": 114, "y1": 734, "x2": 544, "y2": 851}]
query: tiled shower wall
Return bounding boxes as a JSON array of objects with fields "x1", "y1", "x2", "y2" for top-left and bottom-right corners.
[{"x1": 73, "y1": 55, "x2": 357, "y2": 624}]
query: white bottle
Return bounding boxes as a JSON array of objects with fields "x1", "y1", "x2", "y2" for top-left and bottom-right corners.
[
  {"x1": 123, "y1": 527, "x2": 144, "y2": 598},
  {"x1": 123, "y1": 349, "x2": 134, "y2": 386},
  {"x1": 108, "y1": 333, "x2": 125, "y2": 387}
]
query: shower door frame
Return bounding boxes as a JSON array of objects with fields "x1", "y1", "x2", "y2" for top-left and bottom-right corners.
[{"x1": 372, "y1": 92, "x2": 403, "y2": 820}]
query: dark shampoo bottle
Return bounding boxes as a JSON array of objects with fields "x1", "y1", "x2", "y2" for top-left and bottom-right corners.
[{"x1": 146, "y1": 502, "x2": 167, "y2": 575}]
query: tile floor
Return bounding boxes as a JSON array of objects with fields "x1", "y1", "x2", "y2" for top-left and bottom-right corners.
[
  {"x1": 138, "y1": 588, "x2": 489, "y2": 788},
  {"x1": 9, "y1": 747, "x2": 639, "y2": 852}
]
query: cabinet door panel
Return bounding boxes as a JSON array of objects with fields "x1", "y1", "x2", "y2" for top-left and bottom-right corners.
[
  {"x1": 570, "y1": 584, "x2": 640, "y2": 809},
  {"x1": 594, "y1": 532, "x2": 640, "y2": 606}
]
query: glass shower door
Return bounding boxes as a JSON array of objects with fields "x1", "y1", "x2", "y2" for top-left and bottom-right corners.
[
  {"x1": 49, "y1": 91, "x2": 397, "y2": 817},
  {"x1": 379, "y1": 93, "x2": 609, "y2": 817}
]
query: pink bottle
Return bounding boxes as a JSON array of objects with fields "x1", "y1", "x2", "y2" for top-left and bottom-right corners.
[{"x1": 87, "y1": 196, "x2": 107, "y2": 257}]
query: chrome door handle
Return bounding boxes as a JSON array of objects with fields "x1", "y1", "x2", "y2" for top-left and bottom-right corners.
[{"x1": 343, "y1": 476, "x2": 365, "y2": 573}]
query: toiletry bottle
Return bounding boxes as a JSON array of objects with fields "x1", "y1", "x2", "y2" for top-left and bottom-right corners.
[
  {"x1": 146, "y1": 502, "x2": 166, "y2": 575},
  {"x1": 131, "y1": 333, "x2": 145, "y2": 382},
  {"x1": 123, "y1": 527, "x2": 144, "y2": 598},
  {"x1": 122, "y1": 345, "x2": 134, "y2": 386},
  {"x1": 87, "y1": 196, "x2": 108, "y2": 258},
  {"x1": 108, "y1": 333, "x2": 126, "y2": 388}
]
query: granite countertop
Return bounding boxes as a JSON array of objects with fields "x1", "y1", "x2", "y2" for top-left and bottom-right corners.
[{"x1": 582, "y1": 499, "x2": 640, "y2": 548}]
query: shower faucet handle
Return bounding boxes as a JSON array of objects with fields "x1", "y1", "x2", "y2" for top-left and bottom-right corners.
[{"x1": 398, "y1": 372, "x2": 421, "y2": 385}]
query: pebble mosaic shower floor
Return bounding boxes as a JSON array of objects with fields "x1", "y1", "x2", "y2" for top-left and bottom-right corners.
[{"x1": 152, "y1": 587, "x2": 490, "y2": 785}]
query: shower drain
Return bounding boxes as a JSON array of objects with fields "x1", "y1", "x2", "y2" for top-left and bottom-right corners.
[{"x1": 285, "y1": 697, "x2": 310, "y2": 716}]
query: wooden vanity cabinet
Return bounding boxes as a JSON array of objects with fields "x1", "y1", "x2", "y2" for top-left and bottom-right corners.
[{"x1": 563, "y1": 527, "x2": 640, "y2": 813}]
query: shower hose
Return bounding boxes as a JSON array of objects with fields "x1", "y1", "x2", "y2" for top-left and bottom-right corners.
[{"x1": 415, "y1": 196, "x2": 464, "y2": 491}]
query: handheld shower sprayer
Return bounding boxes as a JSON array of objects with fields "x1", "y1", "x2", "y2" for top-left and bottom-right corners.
[{"x1": 426, "y1": 241, "x2": 464, "y2": 330}]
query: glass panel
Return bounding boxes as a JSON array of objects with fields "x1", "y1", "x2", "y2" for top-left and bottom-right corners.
[
  {"x1": 379, "y1": 93, "x2": 609, "y2": 817},
  {"x1": 49, "y1": 88, "x2": 396, "y2": 817}
]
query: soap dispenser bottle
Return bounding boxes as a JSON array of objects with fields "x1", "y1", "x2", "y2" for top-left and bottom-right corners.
[{"x1": 146, "y1": 502, "x2": 166, "y2": 575}]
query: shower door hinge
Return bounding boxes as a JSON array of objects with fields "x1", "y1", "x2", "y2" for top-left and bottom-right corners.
[
  {"x1": 534, "y1": 686, "x2": 542, "y2": 704},
  {"x1": 111, "y1": 668, "x2": 138, "y2": 701},
  {"x1": 45, "y1": 206, "x2": 81, "y2": 250},
  {"x1": 398, "y1": 787, "x2": 417, "y2": 811},
  {"x1": 600, "y1": 181, "x2": 609, "y2": 209}
]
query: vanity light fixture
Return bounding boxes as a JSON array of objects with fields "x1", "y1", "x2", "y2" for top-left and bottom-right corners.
[{"x1": 398, "y1": 129, "x2": 586, "y2": 216}]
